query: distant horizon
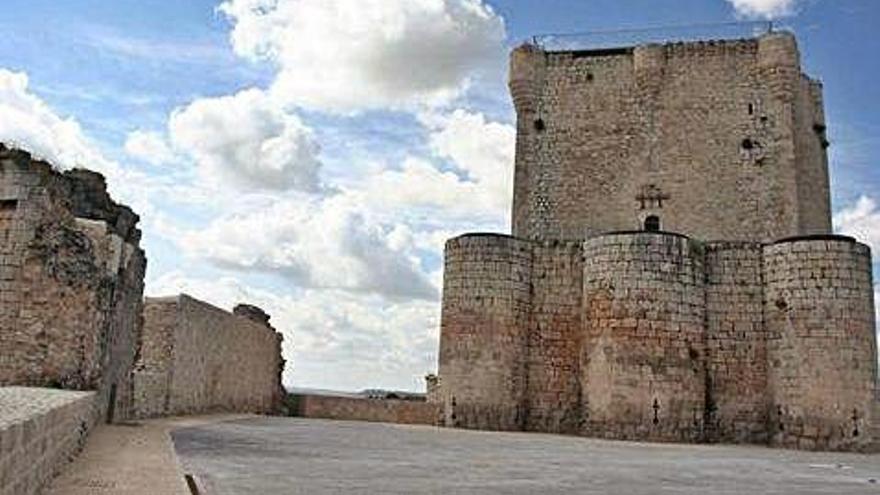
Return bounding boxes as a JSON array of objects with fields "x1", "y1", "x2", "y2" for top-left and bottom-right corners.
[{"x1": 286, "y1": 386, "x2": 426, "y2": 396}]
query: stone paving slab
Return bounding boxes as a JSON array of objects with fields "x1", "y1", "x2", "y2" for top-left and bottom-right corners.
[
  {"x1": 47, "y1": 414, "x2": 253, "y2": 495},
  {"x1": 173, "y1": 417, "x2": 880, "y2": 495}
]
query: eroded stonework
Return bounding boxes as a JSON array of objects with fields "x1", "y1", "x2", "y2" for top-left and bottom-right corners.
[
  {"x1": 434, "y1": 33, "x2": 879, "y2": 452},
  {"x1": 0, "y1": 144, "x2": 287, "y2": 429},
  {"x1": 0, "y1": 145, "x2": 145, "y2": 422}
]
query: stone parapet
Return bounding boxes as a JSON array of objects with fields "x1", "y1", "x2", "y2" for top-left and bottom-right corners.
[
  {"x1": 0, "y1": 387, "x2": 97, "y2": 495},
  {"x1": 293, "y1": 394, "x2": 441, "y2": 426}
]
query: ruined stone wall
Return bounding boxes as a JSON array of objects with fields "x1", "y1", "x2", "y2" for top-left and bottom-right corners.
[
  {"x1": 510, "y1": 33, "x2": 831, "y2": 242},
  {"x1": 525, "y1": 241, "x2": 582, "y2": 433},
  {"x1": 132, "y1": 295, "x2": 284, "y2": 418},
  {"x1": 581, "y1": 233, "x2": 706, "y2": 442},
  {"x1": 0, "y1": 145, "x2": 145, "y2": 423},
  {"x1": 764, "y1": 236, "x2": 877, "y2": 451},
  {"x1": 294, "y1": 394, "x2": 441, "y2": 426},
  {"x1": 0, "y1": 387, "x2": 98, "y2": 495},
  {"x1": 437, "y1": 234, "x2": 531, "y2": 430},
  {"x1": 704, "y1": 241, "x2": 768, "y2": 443}
]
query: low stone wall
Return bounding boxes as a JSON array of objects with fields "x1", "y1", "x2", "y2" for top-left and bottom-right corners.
[
  {"x1": 294, "y1": 394, "x2": 441, "y2": 426},
  {"x1": 0, "y1": 387, "x2": 97, "y2": 495}
]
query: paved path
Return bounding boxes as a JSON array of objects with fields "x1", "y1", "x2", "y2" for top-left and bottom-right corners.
[
  {"x1": 47, "y1": 415, "x2": 251, "y2": 495},
  {"x1": 173, "y1": 417, "x2": 880, "y2": 495}
]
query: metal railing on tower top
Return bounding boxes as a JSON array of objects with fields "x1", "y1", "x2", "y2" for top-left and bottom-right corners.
[{"x1": 529, "y1": 20, "x2": 777, "y2": 51}]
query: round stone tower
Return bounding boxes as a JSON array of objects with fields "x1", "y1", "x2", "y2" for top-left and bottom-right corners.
[
  {"x1": 764, "y1": 235, "x2": 878, "y2": 451},
  {"x1": 580, "y1": 232, "x2": 706, "y2": 442},
  {"x1": 437, "y1": 234, "x2": 532, "y2": 431}
]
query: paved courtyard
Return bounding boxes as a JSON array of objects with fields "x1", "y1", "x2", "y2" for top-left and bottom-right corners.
[{"x1": 172, "y1": 417, "x2": 880, "y2": 494}]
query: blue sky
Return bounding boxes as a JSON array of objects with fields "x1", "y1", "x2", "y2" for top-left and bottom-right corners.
[{"x1": 0, "y1": 0, "x2": 877, "y2": 392}]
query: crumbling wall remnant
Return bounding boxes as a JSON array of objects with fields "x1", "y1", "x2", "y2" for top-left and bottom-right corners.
[
  {"x1": 0, "y1": 145, "x2": 145, "y2": 423},
  {"x1": 132, "y1": 295, "x2": 285, "y2": 417}
]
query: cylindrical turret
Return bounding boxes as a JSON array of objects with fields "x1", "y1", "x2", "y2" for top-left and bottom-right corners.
[
  {"x1": 764, "y1": 236, "x2": 877, "y2": 451},
  {"x1": 437, "y1": 234, "x2": 532, "y2": 431},
  {"x1": 633, "y1": 43, "x2": 666, "y2": 74},
  {"x1": 581, "y1": 232, "x2": 706, "y2": 442},
  {"x1": 757, "y1": 32, "x2": 799, "y2": 69},
  {"x1": 758, "y1": 32, "x2": 800, "y2": 103},
  {"x1": 509, "y1": 44, "x2": 546, "y2": 238},
  {"x1": 508, "y1": 43, "x2": 546, "y2": 117}
]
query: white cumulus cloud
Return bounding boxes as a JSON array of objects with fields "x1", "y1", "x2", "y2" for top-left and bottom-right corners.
[
  {"x1": 217, "y1": 0, "x2": 506, "y2": 113},
  {"x1": 423, "y1": 109, "x2": 514, "y2": 211},
  {"x1": 124, "y1": 130, "x2": 175, "y2": 166},
  {"x1": 0, "y1": 69, "x2": 173, "y2": 219},
  {"x1": 834, "y1": 197, "x2": 880, "y2": 345},
  {"x1": 171, "y1": 194, "x2": 437, "y2": 300},
  {"x1": 834, "y1": 196, "x2": 880, "y2": 254},
  {"x1": 169, "y1": 88, "x2": 322, "y2": 191},
  {"x1": 0, "y1": 69, "x2": 119, "y2": 176},
  {"x1": 348, "y1": 110, "x2": 514, "y2": 224},
  {"x1": 726, "y1": 0, "x2": 798, "y2": 18},
  {"x1": 355, "y1": 157, "x2": 498, "y2": 217}
]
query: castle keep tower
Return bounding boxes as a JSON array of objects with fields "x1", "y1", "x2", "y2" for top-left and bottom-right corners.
[
  {"x1": 510, "y1": 33, "x2": 830, "y2": 241},
  {"x1": 434, "y1": 32, "x2": 879, "y2": 452}
]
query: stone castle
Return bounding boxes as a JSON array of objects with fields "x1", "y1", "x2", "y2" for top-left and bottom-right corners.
[{"x1": 432, "y1": 32, "x2": 879, "y2": 452}]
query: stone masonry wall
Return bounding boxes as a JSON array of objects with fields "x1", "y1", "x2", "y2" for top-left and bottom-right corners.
[
  {"x1": 509, "y1": 33, "x2": 831, "y2": 242},
  {"x1": 132, "y1": 295, "x2": 284, "y2": 418},
  {"x1": 294, "y1": 394, "x2": 441, "y2": 426},
  {"x1": 581, "y1": 233, "x2": 706, "y2": 442},
  {"x1": 130, "y1": 300, "x2": 176, "y2": 418},
  {"x1": 437, "y1": 234, "x2": 531, "y2": 431},
  {"x1": 0, "y1": 145, "x2": 145, "y2": 423},
  {"x1": 704, "y1": 241, "x2": 768, "y2": 443},
  {"x1": 526, "y1": 241, "x2": 583, "y2": 433},
  {"x1": 765, "y1": 236, "x2": 877, "y2": 452},
  {"x1": 436, "y1": 231, "x2": 878, "y2": 451},
  {"x1": 0, "y1": 387, "x2": 98, "y2": 495}
]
